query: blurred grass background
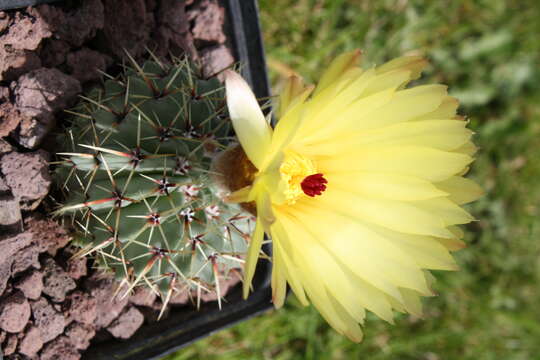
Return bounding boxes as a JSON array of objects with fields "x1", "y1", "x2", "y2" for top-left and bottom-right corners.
[{"x1": 168, "y1": 0, "x2": 540, "y2": 358}]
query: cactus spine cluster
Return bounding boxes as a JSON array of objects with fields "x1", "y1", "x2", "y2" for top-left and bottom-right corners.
[{"x1": 55, "y1": 54, "x2": 252, "y2": 314}]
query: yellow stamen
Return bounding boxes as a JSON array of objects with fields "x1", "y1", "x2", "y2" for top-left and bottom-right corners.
[{"x1": 280, "y1": 150, "x2": 317, "y2": 205}]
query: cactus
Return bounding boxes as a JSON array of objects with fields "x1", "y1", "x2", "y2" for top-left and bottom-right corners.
[{"x1": 55, "y1": 54, "x2": 253, "y2": 315}]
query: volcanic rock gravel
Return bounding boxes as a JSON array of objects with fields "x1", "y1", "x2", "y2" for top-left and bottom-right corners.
[{"x1": 0, "y1": 0, "x2": 239, "y2": 358}]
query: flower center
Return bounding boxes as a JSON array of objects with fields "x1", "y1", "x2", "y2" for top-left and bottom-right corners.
[{"x1": 280, "y1": 151, "x2": 327, "y2": 204}]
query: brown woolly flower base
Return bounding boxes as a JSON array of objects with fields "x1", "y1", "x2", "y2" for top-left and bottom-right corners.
[{"x1": 211, "y1": 144, "x2": 258, "y2": 215}]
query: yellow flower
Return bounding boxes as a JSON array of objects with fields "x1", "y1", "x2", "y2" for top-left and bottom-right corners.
[{"x1": 224, "y1": 50, "x2": 483, "y2": 342}]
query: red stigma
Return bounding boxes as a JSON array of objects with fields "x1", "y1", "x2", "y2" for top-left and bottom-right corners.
[{"x1": 301, "y1": 173, "x2": 328, "y2": 197}]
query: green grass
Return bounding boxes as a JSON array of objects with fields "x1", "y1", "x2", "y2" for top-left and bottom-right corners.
[{"x1": 167, "y1": 0, "x2": 540, "y2": 358}]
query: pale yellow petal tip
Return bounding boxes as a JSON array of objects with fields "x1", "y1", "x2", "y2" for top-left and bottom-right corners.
[
  {"x1": 223, "y1": 186, "x2": 252, "y2": 203},
  {"x1": 272, "y1": 294, "x2": 285, "y2": 309},
  {"x1": 279, "y1": 74, "x2": 308, "y2": 117},
  {"x1": 335, "y1": 48, "x2": 363, "y2": 66},
  {"x1": 314, "y1": 49, "x2": 362, "y2": 95},
  {"x1": 438, "y1": 237, "x2": 467, "y2": 251},
  {"x1": 223, "y1": 69, "x2": 243, "y2": 87},
  {"x1": 224, "y1": 70, "x2": 272, "y2": 168},
  {"x1": 347, "y1": 48, "x2": 362, "y2": 64},
  {"x1": 346, "y1": 329, "x2": 364, "y2": 343},
  {"x1": 242, "y1": 282, "x2": 250, "y2": 300},
  {"x1": 376, "y1": 56, "x2": 429, "y2": 80}
]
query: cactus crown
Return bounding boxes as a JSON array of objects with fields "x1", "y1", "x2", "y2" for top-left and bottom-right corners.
[{"x1": 55, "y1": 54, "x2": 252, "y2": 315}]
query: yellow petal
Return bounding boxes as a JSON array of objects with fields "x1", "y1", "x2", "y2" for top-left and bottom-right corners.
[
  {"x1": 318, "y1": 146, "x2": 473, "y2": 182},
  {"x1": 298, "y1": 88, "x2": 395, "y2": 144},
  {"x1": 313, "y1": 49, "x2": 361, "y2": 96},
  {"x1": 283, "y1": 203, "x2": 431, "y2": 296},
  {"x1": 350, "y1": 120, "x2": 471, "y2": 151},
  {"x1": 413, "y1": 197, "x2": 475, "y2": 226},
  {"x1": 414, "y1": 96, "x2": 460, "y2": 121},
  {"x1": 313, "y1": 187, "x2": 454, "y2": 238},
  {"x1": 436, "y1": 176, "x2": 484, "y2": 204},
  {"x1": 361, "y1": 69, "x2": 412, "y2": 97},
  {"x1": 278, "y1": 75, "x2": 310, "y2": 118},
  {"x1": 357, "y1": 85, "x2": 448, "y2": 129},
  {"x1": 326, "y1": 172, "x2": 448, "y2": 201},
  {"x1": 271, "y1": 248, "x2": 287, "y2": 308},
  {"x1": 275, "y1": 203, "x2": 441, "y2": 325},
  {"x1": 298, "y1": 120, "x2": 472, "y2": 158},
  {"x1": 242, "y1": 215, "x2": 264, "y2": 299},
  {"x1": 375, "y1": 56, "x2": 429, "y2": 81},
  {"x1": 454, "y1": 140, "x2": 478, "y2": 156},
  {"x1": 272, "y1": 211, "x2": 369, "y2": 338},
  {"x1": 399, "y1": 288, "x2": 424, "y2": 317},
  {"x1": 270, "y1": 224, "x2": 309, "y2": 305},
  {"x1": 437, "y1": 237, "x2": 467, "y2": 251},
  {"x1": 224, "y1": 185, "x2": 252, "y2": 203},
  {"x1": 267, "y1": 84, "x2": 314, "y2": 169},
  {"x1": 224, "y1": 70, "x2": 273, "y2": 169},
  {"x1": 371, "y1": 225, "x2": 459, "y2": 271},
  {"x1": 299, "y1": 85, "x2": 448, "y2": 145}
]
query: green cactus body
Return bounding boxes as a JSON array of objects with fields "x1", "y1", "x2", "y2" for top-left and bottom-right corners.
[{"x1": 56, "y1": 56, "x2": 252, "y2": 312}]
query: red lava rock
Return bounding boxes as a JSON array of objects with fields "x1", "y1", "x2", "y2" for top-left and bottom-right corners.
[
  {"x1": 0, "y1": 139, "x2": 12, "y2": 155},
  {"x1": 37, "y1": 0, "x2": 104, "y2": 47},
  {"x1": 0, "y1": 86, "x2": 7, "y2": 99},
  {"x1": 0, "y1": 48, "x2": 41, "y2": 82},
  {"x1": 66, "y1": 47, "x2": 112, "y2": 83},
  {"x1": 10, "y1": 67, "x2": 81, "y2": 148},
  {"x1": 0, "y1": 86, "x2": 8, "y2": 100},
  {"x1": 129, "y1": 286, "x2": 157, "y2": 307},
  {"x1": 0, "y1": 194, "x2": 22, "y2": 228},
  {"x1": 66, "y1": 255, "x2": 87, "y2": 280},
  {"x1": 0, "y1": 291, "x2": 31, "y2": 333},
  {"x1": 11, "y1": 244, "x2": 41, "y2": 275},
  {"x1": 0, "y1": 102, "x2": 32, "y2": 139},
  {"x1": 12, "y1": 67, "x2": 81, "y2": 116},
  {"x1": 31, "y1": 297, "x2": 66, "y2": 343},
  {"x1": 2, "y1": 333, "x2": 18, "y2": 355},
  {"x1": 0, "y1": 12, "x2": 11, "y2": 32},
  {"x1": 188, "y1": 0, "x2": 226, "y2": 46},
  {"x1": 198, "y1": 273, "x2": 240, "y2": 302},
  {"x1": 15, "y1": 270, "x2": 43, "y2": 300},
  {"x1": 0, "y1": 176, "x2": 10, "y2": 193},
  {"x1": 169, "y1": 286, "x2": 190, "y2": 306},
  {"x1": 86, "y1": 273, "x2": 129, "y2": 328},
  {"x1": 18, "y1": 325, "x2": 43, "y2": 357},
  {"x1": 40, "y1": 336, "x2": 80, "y2": 360},
  {"x1": 23, "y1": 215, "x2": 71, "y2": 256},
  {"x1": 66, "y1": 291, "x2": 97, "y2": 325},
  {"x1": 3, "y1": 10, "x2": 52, "y2": 52},
  {"x1": 11, "y1": 68, "x2": 81, "y2": 116},
  {"x1": 0, "y1": 9, "x2": 51, "y2": 81},
  {"x1": 102, "y1": 0, "x2": 153, "y2": 59},
  {"x1": 138, "y1": 300, "x2": 170, "y2": 323},
  {"x1": 153, "y1": 0, "x2": 196, "y2": 58},
  {"x1": 107, "y1": 307, "x2": 144, "y2": 339},
  {"x1": 39, "y1": 38, "x2": 71, "y2": 67},
  {"x1": 0, "y1": 103, "x2": 18, "y2": 138},
  {"x1": 199, "y1": 44, "x2": 234, "y2": 79},
  {"x1": 0, "y1": 151, "x2": 51, "y2": 210},
  {"x1": 65, "y1": 322, "x2": 95, "y2": 350},
  {"x1": 42, "y1": 257, "x2": 76, "y2": 303},
  {"x1": 16, "y1": 117, "x2": 52, "y2": 149},
  {"x1": 0, "y1": 233, "x2": 32, "y2": 296}
]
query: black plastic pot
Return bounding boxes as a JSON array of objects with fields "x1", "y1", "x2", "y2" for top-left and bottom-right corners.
[{"x1": 1, "y1": 0, "x2": 274, "y2": 358}]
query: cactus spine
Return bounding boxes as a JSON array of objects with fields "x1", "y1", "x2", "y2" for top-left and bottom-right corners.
[{"x1": 55, "y1": 54, "x2": 252, "y2": 314}]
